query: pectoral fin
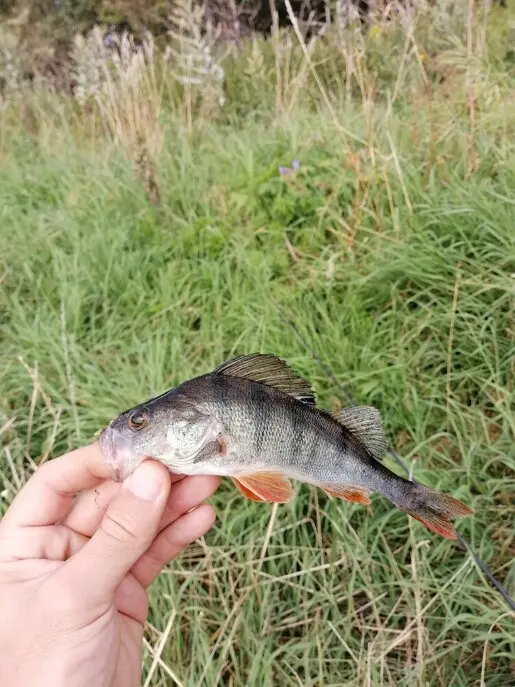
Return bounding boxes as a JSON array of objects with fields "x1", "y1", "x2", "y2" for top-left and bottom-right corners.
[
  {"x1": 193, "y1": 435, "x2": 228, "y2": 463},
  {"x1": 233, "y1": 472, "x2": 295, "y2": 503},
  {"x1": 322, "y1": 485, "x2": 371, "y2": 505}
]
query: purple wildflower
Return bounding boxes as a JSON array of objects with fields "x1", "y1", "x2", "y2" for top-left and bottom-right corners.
[{"x1": 279, "y1": 160, "x2": 300, "y2": 177}]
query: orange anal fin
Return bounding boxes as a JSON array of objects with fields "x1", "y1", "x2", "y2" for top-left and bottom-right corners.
[
  {"x1": 232, "y1": 478, "x2": 265, "y2": 501},
  {"x1": 234, "y1": 473, "x2": 295, "y2": 503},
  {"x1": 322, "y1": 485, "x2": 371, "y2": 505}
]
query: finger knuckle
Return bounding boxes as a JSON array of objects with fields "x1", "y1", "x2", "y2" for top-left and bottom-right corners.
[{"x1": 101, "y1": 510, "x2": 138, "y2": 545}]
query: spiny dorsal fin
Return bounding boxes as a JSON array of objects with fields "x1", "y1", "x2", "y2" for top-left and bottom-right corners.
[
  {"x1": 212, "y1": 353, "x2": 316, "y2": 405},
  {"x1": 331, "y1": 406, "x2": 387, "y2": 460}
]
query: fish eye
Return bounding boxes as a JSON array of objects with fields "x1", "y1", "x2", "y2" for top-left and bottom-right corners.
[{"x1": 128, "y1": 409, "x2": 149, "y2": 431}]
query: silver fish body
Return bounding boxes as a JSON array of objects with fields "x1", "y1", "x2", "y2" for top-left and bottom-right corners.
[
  {"x1": 172, "y1": 374, "x2": 393, "y2": 490},
  {"x1": 99, "y1": 354, "x2": 472, "y2": 539}
]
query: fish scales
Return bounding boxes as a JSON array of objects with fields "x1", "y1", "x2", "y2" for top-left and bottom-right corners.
[
  {"x1": 99, "y1": 353, "x2": 473, "y2": 540},
  {"x1": 192, "y1": 375, "x2": 403, "y2": 498}
]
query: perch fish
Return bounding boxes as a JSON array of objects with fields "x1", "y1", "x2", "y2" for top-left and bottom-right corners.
[{"x1": 99, "y1": 353, "x2": 472, "y2": 539}]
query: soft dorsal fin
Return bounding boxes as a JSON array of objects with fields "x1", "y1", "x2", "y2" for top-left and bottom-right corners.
[
  {"x1": 212, "y1": 353, "x2": 316, "y2": 405},
  {"x1": 331, "y1": 406, "x2": 387, "y2": 460}
]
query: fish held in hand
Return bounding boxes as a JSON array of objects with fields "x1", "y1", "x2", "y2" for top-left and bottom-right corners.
[{"x1": 99, "y1": 354, "x2": 473, "y2": 539}]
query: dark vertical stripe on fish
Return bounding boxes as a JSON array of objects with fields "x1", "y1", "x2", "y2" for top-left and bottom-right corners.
[
  {"x1": 290, "y1": 405, "x2": 305, "y2": 466},
  {"x1": 252, "y1": 381, "x2": 270, "y2": 459},
  {"x1": 210, "y1": 373, "x2": 228, "y2": 423},
  {"x1": 303, "y1": 413, "x2": 320, "y2": 468}
]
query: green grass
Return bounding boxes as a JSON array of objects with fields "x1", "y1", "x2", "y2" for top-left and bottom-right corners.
[{"x1": 1, "y1": 5, "x2": 515, "y2": 685}]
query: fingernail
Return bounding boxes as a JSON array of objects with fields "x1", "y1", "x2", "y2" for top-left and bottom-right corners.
[{"x1": 125, "y1": 461, "x2": 162, "y2": 501}]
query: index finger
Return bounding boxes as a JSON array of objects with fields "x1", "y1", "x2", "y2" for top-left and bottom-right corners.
[{"x1": 0, "y1": 443, "x2": 113, "y2": 531}]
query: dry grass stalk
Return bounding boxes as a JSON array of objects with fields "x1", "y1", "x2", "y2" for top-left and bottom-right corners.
[
  {"x1": 72, "y1": 27, "x2": 164, "y2": 203},
  {"x1": 167, "y1": 0, "x2": 226, "y2": 127}
]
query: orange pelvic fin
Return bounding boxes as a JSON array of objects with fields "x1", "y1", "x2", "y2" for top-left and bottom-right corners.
[
  {"x1": 322, "y1": 485, "x2": 371, "y2": 505},
  {"x1": 232, "y1": 478, "x2": 265, "y2": 501},
  {"x1": 233, "y1": 472, "x2": 295, "y2": 503}
]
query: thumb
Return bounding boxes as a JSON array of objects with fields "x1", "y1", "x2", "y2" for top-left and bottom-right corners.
[{"x1": 65, "y1": 460, "x2": 171, "y2": 601}]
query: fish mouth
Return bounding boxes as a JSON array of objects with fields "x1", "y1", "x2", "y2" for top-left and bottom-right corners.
[{"x1": 99, "y1": 425, "x2": 139, "y2": 483}]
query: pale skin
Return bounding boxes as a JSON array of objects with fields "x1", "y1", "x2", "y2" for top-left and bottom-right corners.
[{"x1": 0, "y1": 443, "x2": 220, "y2": 687}]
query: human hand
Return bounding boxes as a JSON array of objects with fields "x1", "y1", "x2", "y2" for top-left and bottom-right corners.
[{"x1": 0, "y1": 443, "x2": 220, "y2": 687}]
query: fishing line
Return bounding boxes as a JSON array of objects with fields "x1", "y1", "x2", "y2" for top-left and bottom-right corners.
[{"x1": 269, "y1": 298, "x2": 515, "y2": 612}]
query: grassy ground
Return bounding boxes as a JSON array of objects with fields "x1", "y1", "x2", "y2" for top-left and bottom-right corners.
[{"x1": 1, "y1": 3, "x2": 515, "y2": 685}]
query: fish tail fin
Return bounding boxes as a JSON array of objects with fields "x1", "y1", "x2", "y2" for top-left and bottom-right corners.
[{"x1": 404, "y1": 486, "x2": 473, "y2": 540}]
